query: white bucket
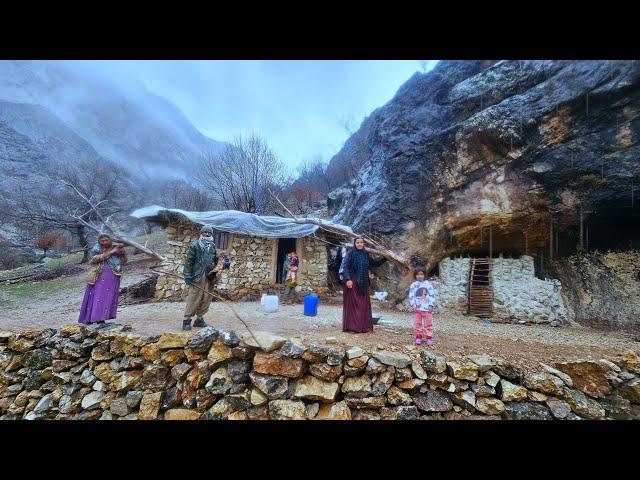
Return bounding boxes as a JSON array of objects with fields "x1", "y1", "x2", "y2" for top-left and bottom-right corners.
[
  {"x1": 263, "y1": 295, "x2": 279, "y2": 313},
  {"x1": 260, "y1": 293, "x2": 268, "y2": 306}
]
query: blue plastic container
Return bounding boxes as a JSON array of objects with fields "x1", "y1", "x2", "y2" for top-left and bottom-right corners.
[{"x1": 303, "y1": 294, "x2": 319, "y2": 316}]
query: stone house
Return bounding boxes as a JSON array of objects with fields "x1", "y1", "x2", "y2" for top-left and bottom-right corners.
[{"x1": 131, "y1": 206, "x2": 351, "y2": 301}]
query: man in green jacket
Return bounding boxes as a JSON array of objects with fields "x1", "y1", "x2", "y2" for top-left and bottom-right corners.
[{"x1": 182, "y1": 224, "x2": 219, "y2": 331}]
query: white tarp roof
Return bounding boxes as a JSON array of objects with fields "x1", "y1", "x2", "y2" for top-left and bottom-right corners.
[{"x1": 130, "y1": 205, "x2": 354, "y2": 239}]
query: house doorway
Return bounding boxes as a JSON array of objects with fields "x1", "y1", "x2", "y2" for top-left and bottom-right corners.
[{"x1": 276, "y1": 238, "x2": 297, "y2": 284}]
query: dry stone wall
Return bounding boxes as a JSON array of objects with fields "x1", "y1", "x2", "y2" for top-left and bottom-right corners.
[
  {"x1": 154, "y1": 223, "x2": 328, "y2": 301},
  {"x1": 2, "y1": 324, "x2": 639, "y2": 420},
  {"x1": 436, "y1": 256, "x2": 568, "y2": 324}
]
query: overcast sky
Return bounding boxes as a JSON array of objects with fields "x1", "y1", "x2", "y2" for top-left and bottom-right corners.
[{"x1": 82, "y1": 60, "x2": 438, "y2": 169}]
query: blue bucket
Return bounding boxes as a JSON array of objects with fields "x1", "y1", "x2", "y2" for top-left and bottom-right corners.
[{"x1": 303, "y1": 294, "x2": 319, "y2": 317}]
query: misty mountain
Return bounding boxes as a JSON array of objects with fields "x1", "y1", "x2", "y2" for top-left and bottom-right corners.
[{"x1": 0, "y1": 60, "x2": 225, "y2": 179}]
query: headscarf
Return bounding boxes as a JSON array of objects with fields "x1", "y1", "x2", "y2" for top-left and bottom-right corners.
[
  {"x1": 198, "y1": 224, "x2": 216, "y2": 251},
  {"x1": 350, "y1": 237, "x2": 370, "y2": 292}
]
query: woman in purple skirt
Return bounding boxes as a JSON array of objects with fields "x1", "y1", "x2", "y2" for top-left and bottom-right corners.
[
  {"x1": 78, "y1": 234, "x2": 127, "y2": 324},
  {"x1": 340, "y1": 237, "x2": 386, "y2": 333}
]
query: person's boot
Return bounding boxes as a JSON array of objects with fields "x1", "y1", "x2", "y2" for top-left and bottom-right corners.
[
  {"x1": 182, "y1": 317, "x2": 192, "y2": 331},
  {"x1": 193, "y1": 316, "x2": 208, "y2": 328}
]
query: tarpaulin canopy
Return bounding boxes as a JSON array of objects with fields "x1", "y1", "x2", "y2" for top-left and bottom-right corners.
[{"x1": 130, "y1": 205, "x2": 354, "y2": 239}]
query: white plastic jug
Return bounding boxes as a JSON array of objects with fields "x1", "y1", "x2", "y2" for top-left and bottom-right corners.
[
  {"x1": 260, "y1": 293, "x2": 268, "y2": 306},
  {"x1": 263, "y1": 295, "x2": 279, "y2": 313}
]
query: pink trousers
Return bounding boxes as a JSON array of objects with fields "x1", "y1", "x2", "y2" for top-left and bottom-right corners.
[{"x1": 413, "y1": 310, "x2": 433, "y2": 339}]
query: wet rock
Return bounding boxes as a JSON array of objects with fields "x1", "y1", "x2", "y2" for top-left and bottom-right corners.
[
  {"x1": 411, "y1": 361, "x2": 428, "y2": 380},
  {"x1": 157, "y1": 332, "x2": 190, "y2": 350},
  {"x1": 249, "y1": 372, "x2": 289, "y2": 400},
  {"x1": 220, "y1": 330, "x2": 240, "y2": 347},
  {"x1": 300, "y1": 402, "x2": 318, "y2": 421},
  {"x1": 141, "y1": 365, "x2": 173, "y2": 390},
  {"x1": 126, "y1": 390, "x2": 143, "y2": 409},
  {"x1": 502, "y1": 402, "x2": 553, "y2": 420},
  {"x1": 207, "y1": 340, "x2": 233, "y2": 367},
  {"x1": 23, "y1": 350, "x2": 53, "y2": 370},
  {"x1": 554, "y1": 360, "x2": 615, "y2": 398},
  {"x1": 373, "y1": 350, "x2": 411, "y2": 369},
  {"x1": 346, "y1": 347, "x2": 364, "y2": 359},
  {"x1": 395, "y1": 367, "x2": 413, "y2": 383},
  {"x1": 186, "y1": 327, "x2": 218, "y2": 353},
  {"x1": 447, "y1": 361, "x2": 479, "y2": 382},
  {"x1": 412, "y1": 390, "x2": 452, "y2": 412},
  {"x1": 315, "y1": 401, "x2": 351, "y2": 420},
  {"x1": 110, "y1": 397, "x2": 129, "y2": 417},
  {"x1": 420, "y1": 351, "x2": 447, "y2": 374},
  {"x1": 345, "y1": 395, "x2": 387, "y2": 410},
  {"x1": 277, "y1": 340, "x2": 306, "y2": 358},
  {"x1": 499, "y1": 379, "x2": 528, "y2": 402},
  {"x1": 140, "y1": 343, "x2": 160, "y2": 361},
  {"x1": 241, "y1": 332, "x2": 286, "y2": 352},
  {"x1": 387, "y1": 386, "x2": 413, "y2": 406},
  {"x1": 364, "y1": 357, "x2": 387, "y2": 375},
  {"x1": 81, "y1": 391, "x2": 105, "y2": 410},
  {"x1": 475, "y1": 397, "x2": 506, "y2": 415},
  {"x1": 352, "y1": 409, "x2": 381, "y2": 420},
  {"x1": 112, "y1": 370, "x2": 143, "y2": 392},
  {"x1": 618, "y1": 378, "x2": 640, "y2": 404},
  {"x1": 268, "y1": 400, "x2": 306, "y2": 420},
  {"x1": 252, "y1": 351, "x2": 307, "y2": 378},
  {"x1": 341, "y1": 374, "x2": 374, "y2": 398},
  {"x1": 309, "y1": 363, "x2": 342, "y2": 382},
  {"x1": 139, "y1": 392, "x2": 163, "y2": 420},
  {"x1": 563, "y1": 388, "x2": 605, "y2": 419},
  {"x1": 546, "y1": 399, "x2": 572, "y2": 419},
  {"x1": 165, "y1": 408, "x2": 201, "y2": 420},
  {"x1": 171, "y1": 363, "x2": 192, "y2": 382},
  {"x1": 452, "y1": 390, "x2": 476, "y2": 411},
  {"x1": 160, "y1": 387, "x2": 182, "y2": 415},
  {"x1": 205, "y1": 367, "x2": 233, "y2": 395},
  {"x1": 524, "y1": 372, "x2": 566, "y2": 396}
]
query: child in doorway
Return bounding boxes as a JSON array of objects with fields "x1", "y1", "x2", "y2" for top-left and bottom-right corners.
[
  {"x1": 408, "y1": 267, "x2": 438, "y2": 346},
  {"x1": 285, "y1": 251, "x2": 299, "y2": 301}
]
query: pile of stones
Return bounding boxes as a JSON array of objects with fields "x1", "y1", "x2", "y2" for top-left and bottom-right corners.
[{"x1": 1, "y1": 325, "x2": 638, "y2": 420}]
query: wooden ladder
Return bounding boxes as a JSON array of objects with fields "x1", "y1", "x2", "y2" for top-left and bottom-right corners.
[{"x1": 468, "y1": 258, "x2": 493, "y2": 318}]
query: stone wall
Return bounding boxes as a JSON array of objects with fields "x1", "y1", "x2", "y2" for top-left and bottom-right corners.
[
  {"x1": 2, "y1": 324, "x2": 639, "y2": 420},
  {"x1": 436, "y1": 256, "x2": 568, "y2": 324},
  {"x1": 154, "y1": 222, "x2": 328, "y2": 301}
]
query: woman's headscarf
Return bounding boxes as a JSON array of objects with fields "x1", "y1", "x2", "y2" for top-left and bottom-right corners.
[{"x1": 350, "y1": 237, "x2": 370, "y2": 291}]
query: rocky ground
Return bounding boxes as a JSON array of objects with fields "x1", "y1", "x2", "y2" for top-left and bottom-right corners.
[{"x1": 1, "y1": 267, "x2": 638, "y2": 374}]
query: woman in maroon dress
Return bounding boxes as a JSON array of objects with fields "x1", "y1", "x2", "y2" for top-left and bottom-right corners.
[{"x1": 341, "y1": 237, "x2": 386, "y2": 333}]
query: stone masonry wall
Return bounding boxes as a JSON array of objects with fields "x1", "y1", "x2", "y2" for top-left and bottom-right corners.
[
  {"x1": 436, "y1": 256, "x2": 568, "y2": 324},
  {"x1": 1, "y1": 324, "x2": 639, "y2": 420},
  {"x1": 154, "y1": 222, "x2": 328, "y2": 301}
]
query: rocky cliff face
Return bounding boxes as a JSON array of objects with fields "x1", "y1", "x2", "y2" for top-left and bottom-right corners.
[{"x1": 328, "y1": 61, "x2": 640, "y2": 288}]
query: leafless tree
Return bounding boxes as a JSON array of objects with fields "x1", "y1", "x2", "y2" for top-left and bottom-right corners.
[
  {"x1": 160, "y1": 179, "x2": 217, "y2": 211},
  {"x1": 196, "y1": 134, "x2": 290, "y2": 214}
]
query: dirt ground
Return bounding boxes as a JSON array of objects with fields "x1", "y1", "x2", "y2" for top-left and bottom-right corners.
[{"x1": 1, "y1": 265, "x2": 638, "y2": 373}]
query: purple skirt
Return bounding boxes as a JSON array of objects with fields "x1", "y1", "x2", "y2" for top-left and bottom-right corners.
[{"x1": 78, "y1": 262, "x2": 121, "y2": 324}]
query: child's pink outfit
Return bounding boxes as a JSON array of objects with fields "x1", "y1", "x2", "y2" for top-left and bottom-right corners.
[{"x1": 409, "y1": 280, "x2": 437, "y2": 343}]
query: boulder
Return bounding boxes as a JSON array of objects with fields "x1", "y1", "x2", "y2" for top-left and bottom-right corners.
[
  {"x1": 185, "y1": 326, "x2": 218, "y2": 353},
  {"x1": 315, "y1": 401, "x2": 352, "y2": 420},
  {"x1": 112, "y1": 370, "x2": 143, "y2": 392},
  {"x1": 420, "y1": 351, "x2": 447, "y2": 374},
  {"x1": 452, "y1": 390, "x2": 476, "y2": 411},
  {"x1": 277, "y1": 340, "x2": 306, "y2": 358},
  {"x1": 241, "y1": 332, "x2": 286, "y2": 352},
  {"x1": 23, "y1": 350, "x2": 53, "y2": 370},
  {"x1": 110, "y1": 397, "x2": 129, "y2": 417},
  {"x1": 227, "y1": 358, "x2": 252, "y2": 383},
  {"x1": 467, "y1": 354, "x2": 498, "y2": 372},
  {"x1": 250, "y1": 388, "x2": 268, "y2": 406},
  {"x1": 268, "y1": 400, "x2": 306, "y2": 420},
  {"x1": 346, "y1": 347, "x2": 364, "y2": 359},
  {"x1": 219, "y1": 330, "x2": 240, "y2": 347},
  {"x1": 554, "y1": 360, "x2": 615, "y2": 398},
  {"x1": 524, "y1": 372, "x2": 565, "y2": 396},
  {"x1": 475, "y1": 397, "x2": 506, "y2": 415},
  {"x1": 614, "y1": 350, "x2": 640, "y2": 374},
  {"x1": 447, "y1": 361, "x2": 479, "y2": 382},
  {"x1": 470, "y1": 383, "x2": 496, "y2": 397},
  {"x1": 397, "y1": 378, "x2": 425, "y2": 390},
  {"x1": 600, "y1": 392, "x2": 635, "y2": 420},
  {"x1": 499, "y1": 379, "x2": 528, "y2": 402},
  {"x1": 411, "y1": 361, "x2": 428, "y2": 380},
  {"x1": 483, "y1": 370, "x2": 501, "y2": 388},
  {"x1": 373, "y1": 350, "x2": 411, "y2": 369},
  {"x1": 171, "y1": 363, "x2": 192, "y2": 382},
  {"x1": 164, "y1": 408, "x2": 201, "y2": 420},
  {"x1": 372, "y1": 370, "x2": 395, "y2": 396},
  {"x1": 126, "y1": 390, "x2": 143, "y2": 409},
  {"x1": 493, "y1": 359, "x2": 523, "y2": 382},
  {"x1": 140, "y1": 343, "x2": 160, "y2": 361},
  {"x1": 546, "y1": 399, "x2": 572, "y2": 419},
  {"x1": 309, "y1": 363, "x2": 342, "y2": 382},
  {"x1": 140, "y1": 365, "x2": 173, "y2": 390},
  {"x1": 205, "y1": 367, "x2": 233, "y2": 395},
  {"x1": 618, "y1": 378, "x2": 640, "y2": 404},
  {"x1": 341, "y1": 374, "x2": 373, "y2": 398},
  {"x1": 563, "y1": 388, "x2": 605, "y2": 419},
  {"x1": 81, "y1": 391, "x2": 105, "y2": 410},
  {"x1": 139, "y1": 392, "x2": 163, "y2": 420},
  {"x1": 502, "y1": 402, "x2": 553, "y2": 420},
  {"x1": 387, "y1": 386, "x2": 413, "y2": 406},
  {"x1": 292, "y1": 375, "x2": 339, "y2": 403},
  {"x1": 412, "y1": 390, "x2": 453, "y2": 412},
  {"x1": 207, "y1": 340, "x2": 233, "y2": 367},
  {"x1": 249, "y1": 372, "x2": 289, "y2": 399},
  {"x1": 252, "y1": 351, "x2": 307, "y2": 378},
  {"x1": 394, "y1": 367, "x2": 413, "y2": 383},
  {"x1": 157, "y1": 332, "x2": 190, "y2": 350}
]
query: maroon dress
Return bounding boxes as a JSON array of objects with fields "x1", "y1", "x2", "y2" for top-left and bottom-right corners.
[{"x1": 342, "y1": 277, "x2": 374, "y2": 333}]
